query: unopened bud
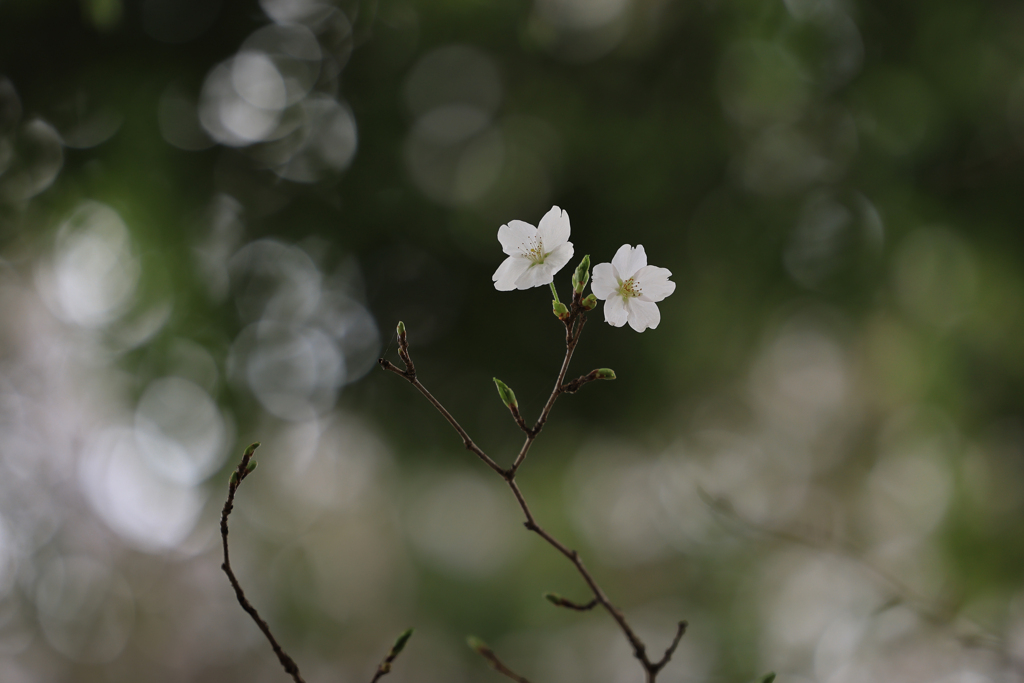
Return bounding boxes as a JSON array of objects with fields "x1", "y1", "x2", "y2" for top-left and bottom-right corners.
[
  {"x1": 581, "y1": 293, "x2": 598, "y2": 310},
  {"x1": 552, "y1": 301, "x2": 569, "y2": 319},
  {"x1": 544, "y1": 592, "x2": 562, "y2": 605},
  {"x1": 593, "y1": 368, "x2": 616, "y2": 380},
  {"x1": 493, "y1": 378, "x2": 518, "y2": 409},
  {"x1": 391, "y1": 628, "x2": 414, "y2": 655},
  {"x1": 466, "y1": 636, "x2": 489, "y2": 654},
  {"x1": 229, "y1": 471, "x2": 239, "y2": 486},
  {"x1": 397, "y1": 320, "x2": 406, "y2": 336},
  {"x1": 760, "y1": 674, "x2": 776, "y2": 683},
  {"x1": 572, "y1": 255, "x2": 591, "y2": 294},
  {"x1": 243, "y1": 442, "x2": 261, "y2": 458},
  {"x1": 245, "y1": 460, "x2": 258, "y2": 474}
]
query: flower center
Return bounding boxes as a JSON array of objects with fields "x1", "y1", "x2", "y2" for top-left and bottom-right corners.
[
  {"x1": 618, "y1": 277, "x2": 642, "y2": 298},
  {"x1": 524, "y1": 238, "x2": 546, "y2": 264}
]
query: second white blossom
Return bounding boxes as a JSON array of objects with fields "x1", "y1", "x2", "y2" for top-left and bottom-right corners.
[{"x1": 591, "y1": 244, "x2": 675, "y2": 332}]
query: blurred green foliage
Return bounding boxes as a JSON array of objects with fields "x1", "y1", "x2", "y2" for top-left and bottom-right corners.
[{"x1": 2, "y1": 0, "x2": 1024, "y2": 682}]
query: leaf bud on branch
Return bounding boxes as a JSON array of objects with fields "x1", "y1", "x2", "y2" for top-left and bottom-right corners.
[{"x1": 572, "y1": 254, "x2": 590, "y2": 294}]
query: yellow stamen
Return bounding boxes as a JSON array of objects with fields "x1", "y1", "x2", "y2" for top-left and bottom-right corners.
[{"x1": 618, "y1": 277, "x2": 642, "y2": 298}]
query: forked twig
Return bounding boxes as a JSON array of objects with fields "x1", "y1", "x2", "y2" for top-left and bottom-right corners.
[{"x1": 380, "y1": 293, "x2": 686, "y2": 682}]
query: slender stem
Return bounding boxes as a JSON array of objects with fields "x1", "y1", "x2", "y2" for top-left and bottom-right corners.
[
  {"x1": 220, "y1": 447, "x2": 305, "y2": 683},
  {"x1": 379, "y1": 359, "x2": 505, "y2": 477},
  {"x1": 549, "y1": 281, "x2": 560, "y2": 304},
  {"x1": 472, "y1": 641, "x2": 534, "y2": 683},
  {"x1": 507, "y1": 315, "x2": 586, "y2": 476},
  {"x1": 651, "y1": 622, "x2": 688, "y2": 674},
  {"x1": 546, "y1": 594, "x2": 599, "y2": 611},
  {"x1": 369, "y1": 630, "x2": 414, "y2": 683},
  {"x1": 508, "y1": 478, "x2": 653, "y2": 668},
  {"x1": 380, "y1": 313, "x2": 686, "y2": 681}
]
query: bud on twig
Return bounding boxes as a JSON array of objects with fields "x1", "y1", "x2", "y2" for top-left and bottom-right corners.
[
  {"x1": 397, "y1": 320, "x2": 406, "y2": 340},
  {"x1": 391, "y1": 628, "x2": 414, "y2": 656},
  {"x1": 581, "y1": 293, "x2": 597, "y2": 310},
  {"x1": 493, "y1": 378, "x2": 518, "y2": 409},
  {"x1": 467, "y1": 636, "x2": 489, "y2": 654},
  {"x1": 572, "y1": 254, "x2": 590, "y2": 294},
  {"x1": 593, "y1": 368, "x2": 616, "y2": 380},
  {"x1": 244, "y1": 442, "x2": 261, "y2": 458},
  {"x1": 245, "y1": 460, "x2": 258, "y2": 474},
  {"x1": 760, "y1": 674, "x2": 776, "y2": 683},
  {"x1": 552, "y1": 301, "x2": 569, "y2": 319}
]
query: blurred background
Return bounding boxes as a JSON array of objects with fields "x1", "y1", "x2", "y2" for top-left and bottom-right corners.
[{"x1": 1, "y1": 0, "x2": 1023, "y2": 681}]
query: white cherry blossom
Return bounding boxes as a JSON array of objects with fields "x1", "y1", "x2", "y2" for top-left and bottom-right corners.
[
  {"x1": 591, "y1": 244, "x2": 675, "y2": 332},
  {"x1": 492, "y1": 206, "x2": 574, "y2": 291}
]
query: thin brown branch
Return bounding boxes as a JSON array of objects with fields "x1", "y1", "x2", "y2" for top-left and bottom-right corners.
[
  {"x1": 369, "y1": 628, "x2": 415, "y2": 683},
  {"x1": 382, "y1": 316, "x2": 687, "y2": 681},
  {"x1": 507, "y1": 313, "x2": 586, "y2": 476},
  {"x1": 469, "y1": 638, "x2": 533, "y2": 683},
  {"x1": 509, "y1": 403, "x2": 530, "y2": 435},
  {"x1": 509, "y1": 481, "x2": 654, "y2": 670},
  {"x1": 651, "y1": 621, "x2": 688, "y2": 673},
  {"x1": 220, "y1": 444, "x2": 305, "y2": 683},
  {"x1": 544, "y1": 593, "x2": 598, "y2": 611},
  {"x1": 378, "y1": 360, "x2": 505, "y2": 477},
  {"x1": 559, "y1": 372, "x2": 600, "y2": 394}
]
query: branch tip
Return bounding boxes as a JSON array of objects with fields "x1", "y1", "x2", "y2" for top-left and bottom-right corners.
[
  {"x1": 467, "y1": 637, "x2": 532, "y2": 683},
  {"x1": 544, "y1": 592, "x2": 598, "y2": 611},
  {"x1": 220, "y1": 443, "x2": 305, "y2": 683},
  {"x1": 370, "y1": 628, "x2": 415, "y2": 683},
  {"x1": 652, "y1": 620, "x2": 688, "y2": 673}
]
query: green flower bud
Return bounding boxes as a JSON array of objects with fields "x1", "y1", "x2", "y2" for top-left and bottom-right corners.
[
  {"x1": 243, "y1": 442, "x2": 261, "y2": 458},
  {"x1": 397, "y1": 320, "x2": 406, "y2": 338},
  {"x1": 544, "y1": 592, "x2": 562, "y2": 605},
  {"x1": 572, "y1": 254, "x2": 591, "y2": 294},
  {"x1": 391, "y1": 628, "x2": 414, "y2": 655},
  {"x1": 582, "y1": 293, "x2": 598, "y2": 310},
  {"x1": 229, "y1": 471, "x2": 239, "y2": 486},
  {"x1": 245, "y1": 460, "x2": 258, "y2": 474},
  {"x1": 493, "y1": 378, "x2": 518, "y2": 409},
  {"x1": 594, "y1": 368, "x2": 616, "y2": 380},
  {"x1": 552, "y1": 301, "x2": 569, "y2": 319},
  {"x1": 466, "y1": 636, "x2": 488, "y2": 653}
]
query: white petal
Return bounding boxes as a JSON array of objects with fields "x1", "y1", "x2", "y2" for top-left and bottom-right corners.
[
  {"x1": 603, "y1": 295, "x2": 628, "y2": 327},
  {"x1": 537, "y1": 205, "x2": 570, "y2": 248},
  {"x1": 493, "y1": 256, "x2": 531, "y2": 291},
  {"x1": 610, "y1": 244, "x2": 633, "y2": 275},
  {"x1": 634, "y1": 265, "x2": 676, "y2": 302},
  {"x1": 611, "y1": 244, "x2": 647, "y2": 278},
  {"x1": 515, "y1": 262, "x2": 556, "y2": 289},
  {"x1": 497, "y1": 220, "x2": 537, "y2": 257},
  {"x1": 591, "y1": 262, "x2": 618, "y2": 299},
  {"x1": 626, "y1": 299, "x2": 660, "y2": 332},
  {"x1": 544, "y1": 241, "x2": 574, "y2": 274},
  {"x1": 627, "y1": 245, "x2": 648, "y2": 277}
]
